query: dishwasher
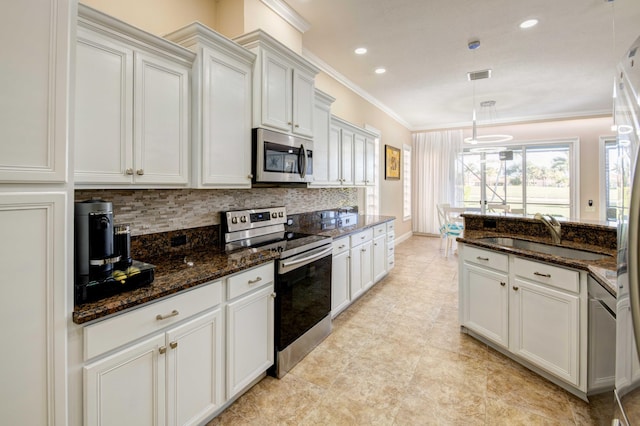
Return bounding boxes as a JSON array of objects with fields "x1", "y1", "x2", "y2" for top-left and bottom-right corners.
[{"x1": 587, "y1": 276, "x2": 616, "y2": 393}]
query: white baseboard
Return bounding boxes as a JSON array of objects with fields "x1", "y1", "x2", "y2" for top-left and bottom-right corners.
[{"x1": 395, "y1": 230, "x2": 413, "y2": 244}]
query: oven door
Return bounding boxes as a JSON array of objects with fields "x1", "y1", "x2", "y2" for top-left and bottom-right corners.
[
  {"x1": 254, "y1": 128, "x2": 313, "y2": 183},
  {"x1": 275, "y1": 245, "x2": 332, "y2": 351}
]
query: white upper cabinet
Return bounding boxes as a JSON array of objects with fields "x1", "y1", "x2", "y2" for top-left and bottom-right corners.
[
  {"x1": 74, "y1": 5, "x2": 194, "y2": 188},
  {"x1": 308, "y1": 89, "x2": 335, "y2": 187},
  {"x1": 165, "y1": 23, "x2": 256, "y2": 188},
  {"x1": 0, "y1": 0, "x2": 70, "y2": 183},
  {"x1": 235, "y1": 30, "x2": 319, "y2": 138}
]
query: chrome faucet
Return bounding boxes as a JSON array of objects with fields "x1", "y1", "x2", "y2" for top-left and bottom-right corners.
[{"x1": 534, "y1": 213, "x2": 561, "y2": 244}]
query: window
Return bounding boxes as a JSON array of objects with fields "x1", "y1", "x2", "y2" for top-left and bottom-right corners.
[
  {"x1": 461, "y1": 140, "x2": 577, "y2": 218},
  {"x1": 403, "y1": 144, "x2": 412, "y2": 220},
  {"x1": 603, "y1": 138, "x2": 618, "y2": 222}
]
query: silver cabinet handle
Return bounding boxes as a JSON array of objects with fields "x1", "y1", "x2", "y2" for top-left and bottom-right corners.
[
  {"x1": 248, "y1": 277, "x2": 262, "y2": 285},
  {"x1": 500, "y1": 282, "x2": 506, "y2": 286},
  {"x1": 156, "y1": 309, "x2": 179, "y2": 321},
  {"x1": 476, "y1": 256, "x2": 489, "y2": 261},
  {"x1": 295, "y1": 124, "x2": 300, "y2": 128},
  {"x1": 169, "y1": 341, "x2": 178, "y2": 349},
  {"x1": 361, "y1": 248, "x2": 366, "y2": 252},
  {"x1": 136, "y1": 169, "x2": 144, "y2": 175},
  {"x1": 288, "y1": 121, "x2": 292, "y2": 125},
  {"x1": 125, "y1": 168, "x2": 134, "y2": 175},
  {"x1": 534, "y1": 272, "x2": 551, "y2": 278},
  {"x1": 513, "y1": 286, "x2": 519, "y2": 291},
  {"x1": 338, "y1": 244, "x2": 346, "y2": 249}
]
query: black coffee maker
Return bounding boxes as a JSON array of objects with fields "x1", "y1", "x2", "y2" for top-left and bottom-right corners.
[{"x1": 75, "y1": 199, "x2": 120, "y2": 281}]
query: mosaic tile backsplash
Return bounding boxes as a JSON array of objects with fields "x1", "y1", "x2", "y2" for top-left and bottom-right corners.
[{"x1": 75, "y1": 188, "x2": 359, "y2": 236}]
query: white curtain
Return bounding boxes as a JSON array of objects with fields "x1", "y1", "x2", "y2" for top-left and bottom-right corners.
[{"x1": 412, "y1": 130, "x2": 464, "y2": 234}]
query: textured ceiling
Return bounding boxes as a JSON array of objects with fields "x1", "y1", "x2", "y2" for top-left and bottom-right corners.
[{"x1": 284, "y1": 0, "x2": 640, "y2": 130}]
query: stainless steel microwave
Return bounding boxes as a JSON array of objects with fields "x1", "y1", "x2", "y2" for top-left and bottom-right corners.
[{"x1": 253, "y1": 128, "x2": 313, "y2": 184}]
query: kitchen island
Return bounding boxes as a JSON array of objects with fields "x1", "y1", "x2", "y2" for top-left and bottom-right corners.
[{"x1": 457, "y1": 213, "x2": 616, "y2": 401}]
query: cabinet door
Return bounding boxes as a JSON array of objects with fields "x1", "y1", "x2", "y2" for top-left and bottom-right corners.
[
  {"x1": 510, "y1": 277, "x2": 580, "y2": 387},
  {"x1": 340, "y1": 129, "x2": 354, "y2": 186},
  {"x1": 332, "y1": 248, "x2": 351, "y2": 317},
  {"x1": 616, "y1": 296, "x2": 640, "y2": 392},
  {"x1": 291, "y1": 68, "x2": 314, "y2": 138},
  {"x1": 84, "y1": 334, "x2": 166, "y2": 426},
  {"x1": 0, "y1": 193, "x2": 67, "y2": 425},
  {"x1": 134, "y1": 52, "x2": 189, "y2": 185},
  {"x1": 226, "y1": 285, "x2": 274, "y2": 399},
  {"x1": 365, "y1": 137, "x2": 376, "y2": 186},
  {"x1": 350, "y1": 241, "x2": 373, "y2": 298},
  {"x1": 309, "y1": 98, "x2": 331, "y2": 185},
  {"x1": 75, "y1": 28, "x2": 134, "y2": 184},
  {"x1": 373, "y1": 234, "x2": 387, "y2": 283},
  {"x1": 1, "y1": 0, "x2": 68, "y2": 182},
  {"x1": 353, "y1": 132, "x2": 366, "y2": 185},
  {"x1": 460, "y1": 262, "x2": 509, "y2": 348},
  {"x1": 349, "y1": 245, "x2": 364, "y2": 300},
  {"x1": 166, "y1": 309, "x2": 223, "y2": 426},
  {"x1": 260, "y1": 50, "x2": 291, "y2": 132},
  {"x1": 327, "y1": 125, "x2": 342, "y2": 185},
  {"x1": 200, "y1": 47, "x2": 252, "y2": 188}
]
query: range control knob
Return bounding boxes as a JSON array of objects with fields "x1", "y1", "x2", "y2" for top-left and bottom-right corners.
[
  {"x1": 272, "y1": 212, "x2": 277, "y2": 219},
  {"x1": 278, "y1": 211, "x2": 284, "y2": 218},
  {"x1": 240, "y1": 216, "x2": 247, "y2": 223},
  {"x1": 231, "y1": 217, "x2": 238, "y2": 224}
]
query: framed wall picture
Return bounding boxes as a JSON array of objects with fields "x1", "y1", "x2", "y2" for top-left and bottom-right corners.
[{"x1": 385, "y1": 145, "x2": 401, "y2": 180}]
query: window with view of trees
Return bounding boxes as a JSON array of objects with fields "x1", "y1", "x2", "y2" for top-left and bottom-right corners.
[{"x1": 461, "y1": 142, "x2": 575, "y2": 218}]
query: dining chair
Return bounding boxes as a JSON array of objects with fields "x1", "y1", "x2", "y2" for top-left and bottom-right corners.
[
  {"x1": 436, "y1": 203, "x2": 464, "y2": 257},
  {"x1": 487, "y1": 203, "x2": 511, "y2": 213}
]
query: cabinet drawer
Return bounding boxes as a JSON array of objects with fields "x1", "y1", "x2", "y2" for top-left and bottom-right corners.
[
  {"x1": 387, "y1": 231, "x2": 395, "y2": 244},
  {"x1": 351, "y1": 228, "x2": 373, "y2": 247},
  {"x1": 462, "y1": 245, "x2": 508, "y2": 272},
  {"x1": 388, "y1": 244, "x2": 395, "y2": 257},
  {"x1": 333, "y1": 237, "x2": 350, "y2": 255},
  {"x1": 514, "y1": 257, "x2": 579, "y2": 293},
  {"x1": 227, "y1": 262, "x2": 274, "y2": 300},
  {"x1": 386, "y1": 221, "x2": 395, "y2": 233},
  {"x1": 84, "y1": 280, "x2": 222, "y2": 360},
  {"x1": 373, "y1": 224, "x2": 386, "y2": 237},
  {"x1": 387, "y1": 254, "x2": 395, "y2": 270}
]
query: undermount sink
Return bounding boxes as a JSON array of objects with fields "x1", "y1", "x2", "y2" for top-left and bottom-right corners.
[{"x1": 476, "y1": 237, "x2": 610, "y2": 261}]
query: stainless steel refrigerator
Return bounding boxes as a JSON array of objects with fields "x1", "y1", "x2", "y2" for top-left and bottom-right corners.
[{"x1": 614, "y1": 34, "x2": 640, "y2": 425}]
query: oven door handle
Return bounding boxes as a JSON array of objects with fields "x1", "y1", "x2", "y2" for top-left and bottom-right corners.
[{"x1": 279, "y1": 245, "x2": 332, "y2": 273}]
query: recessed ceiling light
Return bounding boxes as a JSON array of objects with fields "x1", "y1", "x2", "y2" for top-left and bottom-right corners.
[
  {"x1": 375, "y1": 68, "x2": 386, "y2": 74},
  {"x1": 520, "y1": 19, "x2": 539, "y2": 29},
  {"x1": 354, "y1": 47, "x2": 367, "y2": 55}
]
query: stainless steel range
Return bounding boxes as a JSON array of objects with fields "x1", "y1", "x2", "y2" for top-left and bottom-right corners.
[{"x1": 222, "y1": 206, "x2": 333, "y2": 378}]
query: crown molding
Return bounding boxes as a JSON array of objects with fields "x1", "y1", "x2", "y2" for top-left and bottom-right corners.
[
  {"x1": 302, "y1": 48, "x2": 413, "y2": 130},
  {"x1": 260, "y1": 0, "x2": 311, "y2": 33}
]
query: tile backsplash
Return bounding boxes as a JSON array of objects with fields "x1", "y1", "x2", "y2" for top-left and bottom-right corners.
[{"x1": 75, "y1": 187, "x2": 359, "y2": 236}]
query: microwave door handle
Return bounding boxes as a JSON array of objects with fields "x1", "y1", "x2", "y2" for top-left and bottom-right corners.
[{"x1": 300, "y1": 144, "x2": 307, "y2": 179}]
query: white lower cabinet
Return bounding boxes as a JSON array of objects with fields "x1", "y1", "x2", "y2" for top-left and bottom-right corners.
[
  {"x1": 331, "y1": 238, "x2": 351, "y2": 318},
  {"x1": 373, "y1": 225, "x2": 388, "y2": 283},
  {"x1": 459, "y1": 243, "x2": 589, "y2": 395},
  {"x1": 83, "y1": 262, "x2": 275, "y2": 425},
  {"x1": 226, "y1": 284, "x2": 274, "y2": 399},
  {"x1": 350, "y1": 229, "x2": 373, "y2": 299}
]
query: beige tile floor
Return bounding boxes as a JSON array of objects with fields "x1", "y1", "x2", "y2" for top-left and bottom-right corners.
[{"x1": 208, "y1": 235, "x2": 614, "y2": 425}]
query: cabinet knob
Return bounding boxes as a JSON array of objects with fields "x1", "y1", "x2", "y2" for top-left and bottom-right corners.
[
  {"x1": 338, "y1": 245, "x2": 345, "y2": 249},
  {"x1": 248, "y1": 174, "x2": 254, "y2": 179},
  {"x1": 512, "y1": 286, "x2": 519, "y2": 291},
  {"x1": 136, "y1": 169, "x2": 144, "y2": 175},
  {"x1": 361, "y1": 248, "x2": 366, "y2": 252},
  {"x1": 159, "y1": 346, "x2": 167, "y2": 354},
  {"x1": 125, "y1": 168, "x2": 134, "y2": 175},
  {"x1": 169, "y1": 341, "x2": 178, "y2": 350},
  {"x1": 295, "y1": 124, "x2": 300, "y2": 128},
  {"x1": 500, "y1": 282, "x2": 506, "y2": 286},
  {"x1": 271, "y1": 292, "x2": 276, "y2": 299},
  {"x1": 288, "y1": 122, "x2": 293, "y2": 125}
]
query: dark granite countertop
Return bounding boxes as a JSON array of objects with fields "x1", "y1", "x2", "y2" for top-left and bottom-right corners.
[
  {"x1": 292, "y1": 214, "x2": 396, "y2": 239},
  {"x1": 458, "y1": 230, "x2": 617, "y2": 297},
  {"x1": 73, "y1": 248, "x2": 279, "y2": 325}
]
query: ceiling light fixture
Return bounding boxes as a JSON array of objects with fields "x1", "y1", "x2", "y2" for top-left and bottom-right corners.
[
  {"x1": 354, "y1": 47, "x2": 367, "y2": 55},
  {"x1": 519, "y1": 19, "x2": 539, "y2": 29},
  {"x1": 375, "y1": 67, "x2": 386, "y2": 74}
]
